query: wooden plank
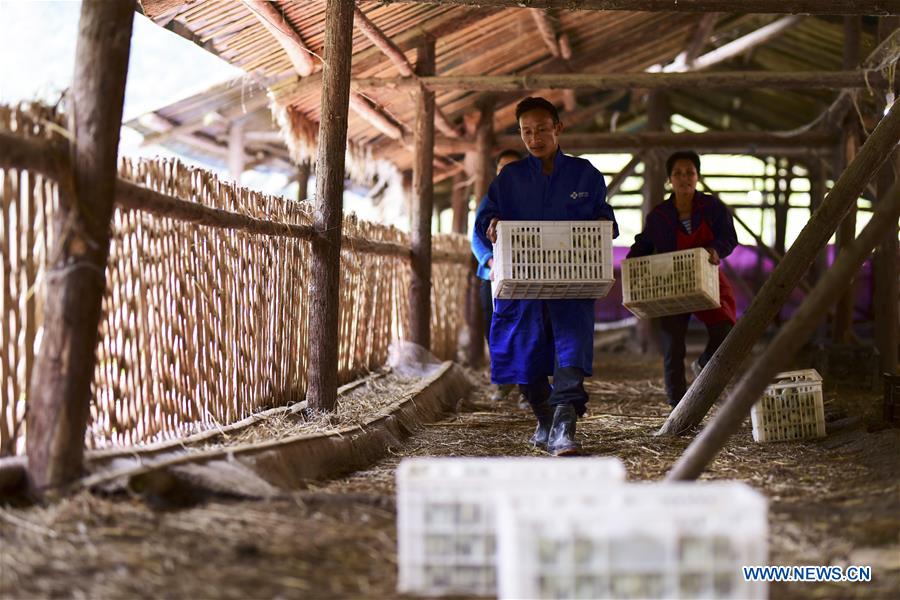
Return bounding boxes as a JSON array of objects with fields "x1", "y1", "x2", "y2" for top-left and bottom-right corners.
[
  {"x1": 658, "y1": 99, "x2": 900, "y2": 436},
  {"x1": 26, "y1": 0, "x2": 135, "y2": 494},
  {"x1": 305, "y1": 0, "x2": 355, "y2": 413},
  {"x1": 394, "y1": 1, "x2": 900, "y2": 15},
  {"x1": 354, "y1": 69, "x2": 889, "y2": 92},
  {"x1": 409, "y1": 37, "x2": 436, "y2": 350}
]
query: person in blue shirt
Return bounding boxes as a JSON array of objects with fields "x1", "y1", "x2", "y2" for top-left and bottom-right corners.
[
  {"x1": 474, "y1": 97, "x2": 618, "y2": 456},
  {"x1": 627, "y1": 151, "x2": 738, "y2": 408},
  {"x1": 471, "y1": 149, "x2": 523, "y2": 404}
]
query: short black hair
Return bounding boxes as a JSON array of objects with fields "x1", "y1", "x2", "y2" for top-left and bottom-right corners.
[
  {"x1": 495, "y1": 149, "x2": 522, "y2": 166},
  {"x1": 666, "y1": 151, "x2": 701, "y2": 177},
  {"x1": 515, "y1": 97, "x2": 560, "y2": 124}
]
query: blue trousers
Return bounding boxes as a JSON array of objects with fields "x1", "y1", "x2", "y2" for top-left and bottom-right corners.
[{"x1": 518, "y1": 366, "x2": 588, "y2": 417}]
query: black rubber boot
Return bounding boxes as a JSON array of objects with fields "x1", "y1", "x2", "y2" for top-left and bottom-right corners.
[
  {"x1": 529, "y1": 401, "x2": 554, "y2": 449},
  {"x1": 547, "y1": 404, "x2": 581, "y2": 456}
]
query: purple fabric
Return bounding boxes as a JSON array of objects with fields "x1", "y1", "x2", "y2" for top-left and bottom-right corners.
[{"x1": 596, "y1": 245, "x2": 874, "y2": 323}]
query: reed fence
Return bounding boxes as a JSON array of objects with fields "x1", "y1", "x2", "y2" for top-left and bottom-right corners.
[{"x1": 0, "y1": 104, "x2": 469, "y2": 455}]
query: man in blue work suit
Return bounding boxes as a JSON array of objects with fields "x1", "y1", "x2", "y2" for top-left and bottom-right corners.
[{"x1": 474, "y1": 97, "x2": 618, "y2": 456}]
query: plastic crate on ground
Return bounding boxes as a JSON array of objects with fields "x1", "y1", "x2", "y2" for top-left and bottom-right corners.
[
  {"x1": 497, "y1": 482, "x2": 768, "y2": 600},
  {"x1": 491, "y1": 220, "x2": 614, "y2": 300},
  {"x1": 396, "y1": 456, "x2": 626, "y2": 597},
  {"x1": 751, "y1": 369, "x2": 826, "y2": 443},
  {"x1": 621, "y1": 248, "x2": 719, "y2": 319}
]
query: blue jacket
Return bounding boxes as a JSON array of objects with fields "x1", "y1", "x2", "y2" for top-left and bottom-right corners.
[
  {"x1": 627, "y1": 191, "x2": 737, "y2": 259},
  {"x1": 471, "y1": 198, "x2": 494, "y2": 280},
  {"x1": 473, "y1": 149, "x2": 618, "y2": 384}
]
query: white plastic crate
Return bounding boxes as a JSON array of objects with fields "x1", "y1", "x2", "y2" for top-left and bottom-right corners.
[
  {"x1": 396, "y1": 456, "x2": 626, "y2": 596},
  {"x1": 621, "y1": 248, "x2": 720, "y2": 319},
  {"x1": 751, "y1": 369, "x2": 826, "y2": 443},
  {"x1": 491, "y1": 220, "x2": 615, "y2": 299},
  {"x1": 497, "y1": 482, "x2": 768, "y2": 600}
]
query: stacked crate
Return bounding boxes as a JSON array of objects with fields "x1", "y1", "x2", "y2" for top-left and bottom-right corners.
[
  {"x1": 396, "y1": 457, "x2": 626, "y2": 596},
  {"x1": 621, "y1": 248, "x2": 720, "y2": 319},
  {"x1": 491, "y1": 221, "x2": 615, "y2": 299},
  {"x1": 496, "y1": 482, "x2": 768, "y2": 600}
]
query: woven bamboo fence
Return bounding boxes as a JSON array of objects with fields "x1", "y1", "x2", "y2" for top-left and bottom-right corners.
[{"x1": 0, "y1": 104, "x2": 469, "y2": 455}]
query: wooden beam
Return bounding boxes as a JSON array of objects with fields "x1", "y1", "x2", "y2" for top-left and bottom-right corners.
[
  {"x1": 352, "y1": 6, "x2": 462, "y2": 138},
  {"x1": 665, "y1": 16, "x2": 803, "y2": 72},
  {"x1": 658, "y1": 98, "x2": 900, "y2": 436},
  {"x1": 241, "y1": 0, "x2": 315, "y2": 76},
  {"x1": 530, "y1": 9, "x2": 562, "y2": 57},
  {"x1": 409, "y1": 37, "x2": 436, "y2": 350},
  {"x1": 667, "y1": 179, "x2": 900, "y2": 480},
  {"x1": 606, "y1": 152, "x2": 644, "y2": 199},
  {"x1": 682, "y1": 13, "x2": 719, "y2": 68},
  {"x1": 436, "y1": 130, "x2": 836, "y2": 154},
  {"x1": 353, "y1": 69, "x2": 888, "y2": 92},
  {"x1": 26, "y1": 0, "x2": 135, "y2": 494},
  {"x1": 306, "y1": 0, "x2": 354, "y2": 414},
  {"x1": 394, "y1": 1, "x2": 900, "y2": 15}
]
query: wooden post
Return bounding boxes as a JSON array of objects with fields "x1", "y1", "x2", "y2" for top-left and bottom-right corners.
[
  {"x1": 296, "y1": 159, "x2": 311, "y2": 201},
  {"x1": 26, "y1": 0, "x2": 135, "y2": 493},
  {"x1": 873, "y1": 17, "x2": 900, "y2": 376},
  {"x1": 807, "y1": 161, "x2": 828, "y2": 285},
  {"x1": 667, "y1": 179, "x2": 900, "y2": 480},
  {"x1": 306, "y1": 0, "x2": 354, "y2": 413},
  {"x1": 773, "y1": 159, "x2": 789, "y2": 256},
  {"x1": 466, "y1": 98, "x2": 495, "y2": 367},
  {"x1": 228, "y1": 119, "x2": 245, "y2": 182},
  {"x1": 833, "y1": 16, "x2": 862, "y2": 343},
  {"x1": 638, "y1": 92, "x2": 668, "y2": 354},
  {"x1": 409, "y1": 36, "x2": 436, "y2": 350},
  {"x1": 450, "y1": 172, "x2": 469, "y2": 234},
  {"x1": 658, "y1": 99, "x2": 900, "y2": 436},
  {"x1": 874, "y1": 149, "x2": 899, "y2": 376}
]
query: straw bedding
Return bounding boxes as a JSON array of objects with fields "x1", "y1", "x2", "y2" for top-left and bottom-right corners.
[{"x1": 1, "y1": 351, "x2": 897, "y2": 599}]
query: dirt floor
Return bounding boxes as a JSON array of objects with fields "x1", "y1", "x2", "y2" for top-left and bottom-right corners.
[{"x1": 1, "y1": 351, "x2": 898, "y2": 599}]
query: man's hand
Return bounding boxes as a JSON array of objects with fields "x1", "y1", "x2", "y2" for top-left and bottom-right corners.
[
  {"x1": 705, "y1": 247, "x2": 721, "y2": 265},
  {"x1": 486, "y1": 218, "x2": 500, "y2": 243},
  {"x1": 487, "y1": 257, "x2": 494, "y2": 281}
]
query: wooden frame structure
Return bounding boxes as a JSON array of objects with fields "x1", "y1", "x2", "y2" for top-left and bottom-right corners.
[{"x1": 2, "y1": 0, "x2": 898, "y2": 495}]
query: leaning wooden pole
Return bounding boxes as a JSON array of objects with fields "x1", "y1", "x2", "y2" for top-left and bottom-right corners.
[
  {"x1": 658, "y1": 100, "x2": 900, "y2": 435},
  {"x1": 667, "y1": 179, "x2": 900, "y2": 480},
  {"x1": 306, "y1": 0, "x2": 354, "y2": 413},
  {"x1": 26, "y1": 0, "x2": 135, "y2": 493},
  {"x1": 409, "y1": 36, "x2": 436, "y2": 350}
]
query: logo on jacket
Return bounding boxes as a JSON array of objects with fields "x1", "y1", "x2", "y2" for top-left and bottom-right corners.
[{"x1": 570, "y1": 191, "x2": 590, "y2": 199}]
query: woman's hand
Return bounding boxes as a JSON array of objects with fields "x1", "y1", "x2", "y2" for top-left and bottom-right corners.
[
  {"x1": 486, "y1": 218, "x2": 500, "y2": 243},
  {"x1": 705, "y1": 247, "x2": 720, "y2": 265}
]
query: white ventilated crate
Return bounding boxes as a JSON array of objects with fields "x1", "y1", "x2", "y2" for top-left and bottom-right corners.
[
  {"x1": 497, "y1": 482, "x2": 768, "y2": 600},
  {"x1": 491, "y1": 220, "x2": 614, "y2": 299},
  {"x1": 621, "y1": 248, "x2": 720, "y2": 319},
  {"x1": 396, "y1": 456, "x2": 626, "y2": 596},
  {"x1": 751, "y1": 369, "x2": 825, "y2": 443}
]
